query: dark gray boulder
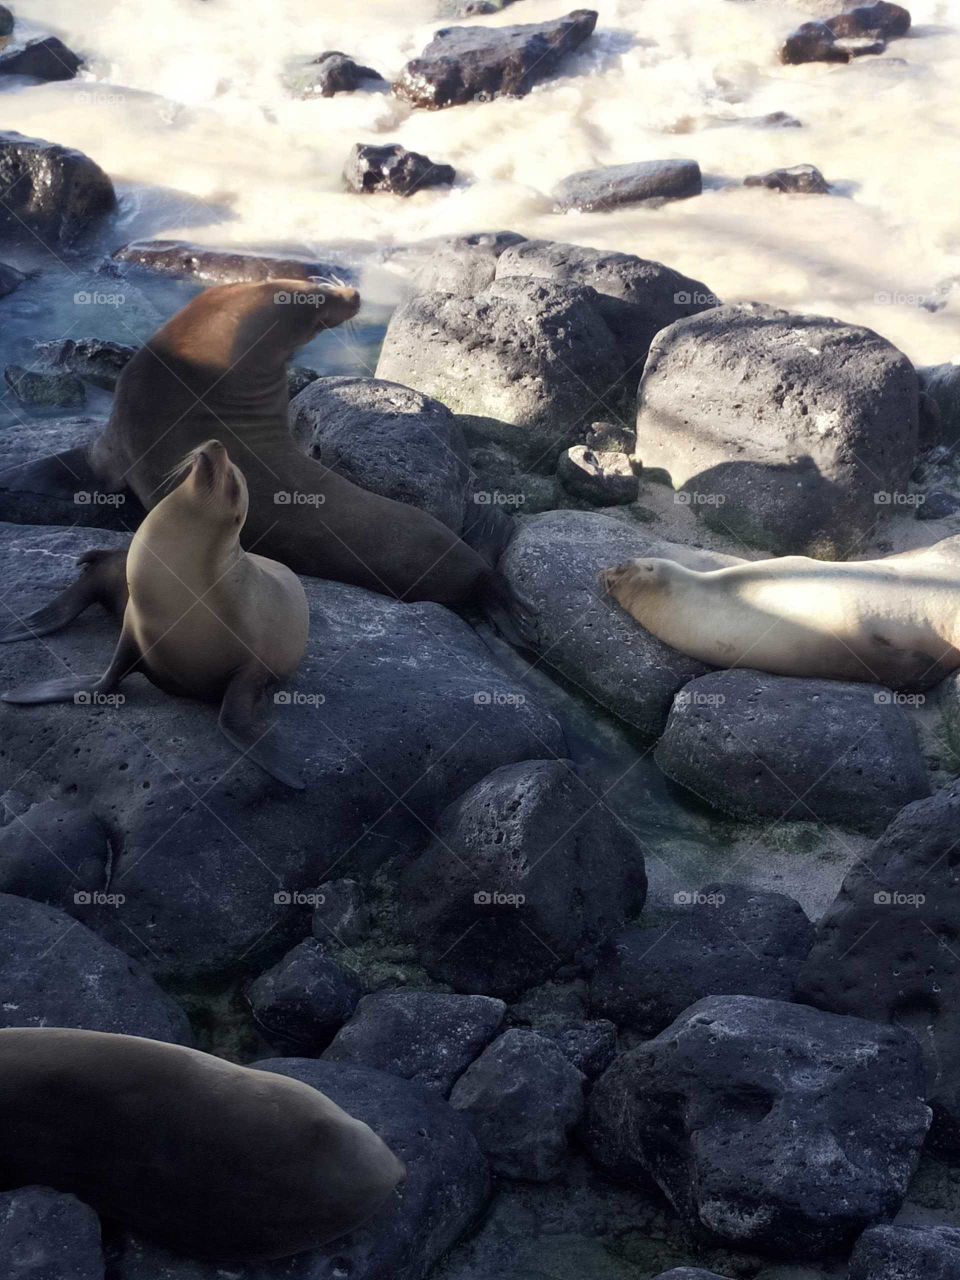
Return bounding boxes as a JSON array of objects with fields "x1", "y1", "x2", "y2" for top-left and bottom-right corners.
[
  {"x1": 4, "y1": 364, "x2": 85, "y2": 408},
  {"x1": 344, "y1": 143, "x2": 456, "y2": 196},
  {"x1": 386, "y1": 230, "x2": 526, "y2": 294},
  {"x1": 827, "y1": 2, "x2": 911, "y2": 38},
  {"x1": 323, "y1": 991, "x2": 506, "y2": 1095},
  {"x1": 394, "y1": 10, "x2": 598, "y2": 109},
  {"x1": 290, "y1": 375, "x2": 471, "y2": 532},
  {"x1": 655, "y1": 670, "x2": 930, "y2": 834},
  {"x1": 493, "y1": 238, "x2": 717, "y2": 390},
  {"x1": 33, "y1": 338, "x2": 136, "y2": 391},
  {"x1": 553, "y1": 159, "x2": 702, "y2": 212},
  {"x1": 0, "y1": 36, "x2": 81, "y2": 81},
  {"x1": 449, "y1": 1028, "x2": 584, "y2": 1180},
  {"x1": 537, "y1": 1017, "x2": 616, "y2": 1078},
  {"x1": 246, "y1": 938, "x2": 361, "y2": 1051},
  {"x1": 286, "y1": 51, "x2": 384, "y2": 98},
  {"x1": 557, "y1": 445, "x2": 638, "y2": 505},
  {"x1": 849, "y1": 1224, "x2": 960, "y2": 1279},
  {"x1": 920, "y1": 364, "x2": 960, "y2": 444},
  {"x1": 0, "y1": 798, "x2": 109, "y2": 912},
  {"x1": 0, "y1": 523, "x2": 564, "y2": 983},
  {"x1": 115, "y1": 1059, "x2": 491, "y2": 1280},
  {"x1": 918, "y1": 488, "x2": 960, "y2": 520},
  {"x1": 499, "y1": 510, "x2": 733, "y2": 737},
  {"x1": 0, "y1": 261, "x2": 25, "y2": 297},
  {"x1": 743, "y1": 164, "x2": 830, "y2": 194},
  {"x1": 797, "y1": 780, "x2": 960, "y2": 1151},
  {"x1": 108, "y1": 240, "x2": 349, "y2": 285},
  {"x1": 636, "y1": 302, "x2": 919, "y2": 555},
  {"x1": 780, "y1": 20, "x2": 890, "y2": 63},
  {"x1": 0, "y1": 132, "x2": 116, "y2": 246},
  {"x1": 312, "y1": 878, "x2": 369, "y2": 947},
  {"x1": 0, "y1": 892, "x2": 192, "y2": 1043},
  {"x1": 584, "y1": 995, "x2": 931, "y2": 1256},
  {"x1": 398, "y1": 758, "x2": 647, "y2": 998},
  {"x1": 0, "y1": 1187, "x2": 104, "y2": 1279},
  {"x1": 589, "y1": 883, "x2": 814, "y2": 1035},
  {"x1": 377, "y1": 277, "x2": 626, "y2": 466}
]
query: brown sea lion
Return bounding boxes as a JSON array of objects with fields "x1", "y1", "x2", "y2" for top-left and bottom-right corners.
[
  {"x1": 0, "y1": 1027, "x2": 404, "y2": 1261},
  {"x1": 0, "y1": 278, "x2": 505, "y2": 645},
  {"x1": 601, "y1": 539, "x2": 960, "y2": 691},
  {"x1": 3, "y1": 440, "x2": 310, "y2": 788}
]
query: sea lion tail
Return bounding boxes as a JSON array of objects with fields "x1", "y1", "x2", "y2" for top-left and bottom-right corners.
[
  {"x1": 478, "y1": 570, "x2": 538, "y2": 651},
  {"x1": 0, "y1": 548, "x2": 128, "y2": 644}
]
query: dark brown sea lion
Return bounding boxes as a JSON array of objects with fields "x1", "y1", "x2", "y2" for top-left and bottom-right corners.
[
  {"x1": 4, "y1": 440, "x2": 310, "y2": 788},
  {"x1": 0, "y1": 1026, "x2": 404, "y2": 1261}
]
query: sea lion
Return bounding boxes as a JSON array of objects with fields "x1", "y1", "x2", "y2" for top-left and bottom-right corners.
[
  {"x1": 601, "y1": 542, "x2": 960, "y2": 691},
  {"x1": 3, "y1": 439, "x2": 310, "y2": 789},
  {"x1": 2, "y1": 278, "x2": 499, "y2": 645},
  {"x1": 0, "y1": 1027, "x2": 404, "y2": 1261}
]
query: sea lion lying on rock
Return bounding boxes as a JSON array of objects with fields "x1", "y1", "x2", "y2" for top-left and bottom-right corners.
[
  {"x1": 3, "y1": 440, "x2": 309, "y2": 788},
  {"x1": 602, "y1": 539, "x2": 960, "y2": 691},
  {"x1": 0, "y1": 1027, "x2": 404, "y2": 1261}
]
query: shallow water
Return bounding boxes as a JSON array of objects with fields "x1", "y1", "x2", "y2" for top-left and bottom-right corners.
[{"x1": 2, "y1": 0, "x2": 959, "y2": 366}]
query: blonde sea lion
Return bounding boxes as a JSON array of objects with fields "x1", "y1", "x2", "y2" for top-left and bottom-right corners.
[
  {"x1": 3, "y1": 439, "x2": 309, "y2": 788},
  {"x1": 601, "y1": 541, "x2": 960, "y2": 691},
  {"x1": 0, "y1": 278, "x2": 504, "y2": 647},
  {"x1": 0, "y1": 1027, "x2": 404, "y2": 1261}
]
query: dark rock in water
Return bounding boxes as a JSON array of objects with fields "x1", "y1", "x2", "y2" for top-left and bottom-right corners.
[
  {"x1": 286, "y1": 50, "x2": 384, "y2": 98},
  {"x1": 0, "y1": 523, "x2": 563, "y2": 983},
  {"x1": 0, "y1": 261, "x2": 25, "y2": 297},
  {"x1": 494, "y1": 238, "x2": 717, "y2": 401},
  {"x1": 0, "y1": 892, "x2": 192, "y2": 1043},
  {"x1": 394, "y1": 9, "x2": 598, "y2": 109},
  {"x1": 0, "y1": 36, "x2": 82, "y2": 81},
  {"x1": 287, "y1": 364, "x2": 319, "y2": 398},
  {"x1": 376, "y1": 277, "x2": 626, "y2": 466},
  {"x1": 537, "y1": 1017, "x2": 616, "y2": 1078},
  {"x1": 290, "y1": 375, "x2": 472, "y2": 533},
  {"x1": 920, "y1": 363, "x2": 960, "y2": 444},
  {"x1": 4, "y1": 364, "x2": 86, "y2": 408},
  {"x1": 918, "y1": 488, "x2": 960, "y2": 519},
  {"x1": 311, "y1": 878, "x2": 369, "y2": 947},
  {"x1": 590, "y1": 883, "x2": 814, "y2": 1035},
  {"x1": 0, "y1": 798, "x2": 109, "y2": 913},
  {"x1": 323, "y1": 991, "x2": 506, "y2": 1095},
  {"x1": 449, "y1": 1028, "x2": 584, "y2": 1180},
  {"x1": 385, "y1": 229, "x2": 526, "y2": 294},
  {"x1": 344, "y1": 143, "x2": 456, "y2": 196},
  {"x1": 584, "y1": 995, "x2": 931, "y2": 1257},
  {"x1": 33, "y1": 338, "x2": 136, "y2": 391},
  {"x1": 499, "y1": 510, "x2": 732, "y2": 737},
  {"x1": 557, "y1": 445, "x2": 638, "y2": 506},
  {"x1": 0, "y1": 1187, "x2": 105, "y2": 1280},
  {"x1": 247, "y1": 938, "x2": 361, "y2": 1051},
  {"x1": 0, "y1": 6, "x2": 12, "y2": 37},
  {"x1": 827, "y1": 1, "x2": 911, "y2": 39},
  {"x1": 655, "y1": 671, "x2": 930, "y2": 834},
  {"x1": 0, "y1": 132, "x2": 116, "y2": 247},
  {"x1": 849, "y1": 1224, "x2": 960, "y2": 1279},
  {"x1": 553, "y1": 159, "x2": 702, "y2": 212},
  {"x1": 439, "y1": 0, "x2": 522, "y2": 13},
  {"x1": 744, "y1": 163, "x2": 830, "y2": 193},
  {"x1": 780, "y1": 20, "x2": 859, "y2": 63},
  {"x1": 797, "y1": 780, "x2": 960, "y2": 1151},
  {"x1": 116, "y1": 1059, "x2": 491, "y2": 1280},
  {"x1": 399, "y1": 758, "x2": 647, "y2": 999},
  {"x1": 636, "y1": 302, "x2": 919, "y2": 556},
  {"x1": 109, "y1": 239, "x2": 349, "y2": 284}
]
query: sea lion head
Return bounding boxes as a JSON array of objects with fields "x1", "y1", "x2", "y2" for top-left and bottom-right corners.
[
  {"x1": 266, "y1": 277, "x2": 361, "y2": 344},
  {"x1": 173, "y1": 439, "x2": 249, "y2": 531},
  {"x1": 601, "y1": 557, "x2": 677, "y2": 614}
]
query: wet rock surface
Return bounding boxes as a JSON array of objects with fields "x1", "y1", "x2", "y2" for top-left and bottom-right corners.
[
  {"x1": 32, "y1": 338, "x2": 137, "y2": 391},
  {"x1": 743, "y1": 163, "x2": 830, "y2": 193},
  {"x1": 0, "y1": 131, "x2": 116, "y2": 246},
  {"x1": 553, "y1": 159, "x2": 702, "y2": 211},
  {"x1": 286, "y1": 50, "x2": 384, "y2": 97},
  {"x1": 344, "y1": 143, "x2": 456, "y2": 196},
  {"x1": 0, "y1": 36, "x2": 82, "y2": 81},
  {"x1": 4, "y1": 364, "x2": 86, "y2": 407}
]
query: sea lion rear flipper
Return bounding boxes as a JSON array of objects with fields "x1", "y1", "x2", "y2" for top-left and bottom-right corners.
[
  {"x1": 218, "y1": 669, "x2": 305, "y2": 791},
  {"x1": 0, "y1": 548, "x2": 129, "y2": 644},
  {"x1": 3, "y1": 623, "x2": 140, "y2": 704}
]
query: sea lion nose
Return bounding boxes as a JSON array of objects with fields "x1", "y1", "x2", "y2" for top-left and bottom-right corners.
[{"x1": 337, "y1": 287, "x2": 361, "y2": 317}]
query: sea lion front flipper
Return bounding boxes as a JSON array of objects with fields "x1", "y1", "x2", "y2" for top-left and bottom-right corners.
[
  {"x1": 2, "y1": 622, "x2": 140, "y2": 705},
  {"x1": 0, "y1": 549, "x2": 129, "y2": 644},
  {"x1": 218, "y1": 668, "x2": 305, "y2": 791}
]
